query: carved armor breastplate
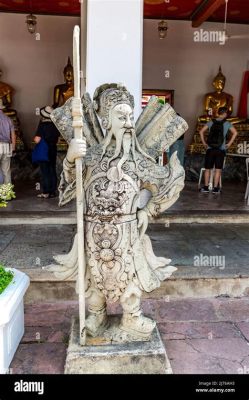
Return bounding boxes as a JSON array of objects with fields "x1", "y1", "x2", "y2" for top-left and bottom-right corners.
[
  {"x1": 84, "y1": 155, "x2": 141, "y2": 301},
  {"x1": 85, "y1": 155, "x2": 140, "y2": 221}
]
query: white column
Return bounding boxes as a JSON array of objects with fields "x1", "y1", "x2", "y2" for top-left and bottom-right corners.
[
  {"x1": 85, "y1": 0, "x2": 143, "y2": 120},
  {"x1": 80, "y1": 0, "x2": 87, "y2": 95}
]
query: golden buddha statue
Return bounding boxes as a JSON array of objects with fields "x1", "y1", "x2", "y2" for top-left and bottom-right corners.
[
  {"x1": 199, "y1": 66, "x2": 245, "y2": 124},
  {"x1": 0, "y1": 68, "x2": 16, "y2": 117},
  {"x1": 53, "y1": 57, "x2": 74, "y2": 108}
]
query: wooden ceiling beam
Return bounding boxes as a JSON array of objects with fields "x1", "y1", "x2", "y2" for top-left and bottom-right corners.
[{"x1": 191, "y1": 0, "x2": 225, "y2": 28}]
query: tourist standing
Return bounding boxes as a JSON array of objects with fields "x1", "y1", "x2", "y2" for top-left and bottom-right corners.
[
  {"x1": 0, "y1": 108, "x2": 16, "y2": 183},
  {"x1": 34, "y1": 106, "x2": 60, "y2": 198},
  {"x1": 199, "y1": 106, "x2": 237, "y2": 194}
]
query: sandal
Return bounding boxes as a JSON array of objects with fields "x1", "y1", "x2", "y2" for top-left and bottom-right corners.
[{"x1": 37, "y1": 193, "x2": 49, "y2": 198}]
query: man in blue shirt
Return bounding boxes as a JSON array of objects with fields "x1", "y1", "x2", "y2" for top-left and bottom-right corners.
[{"x1": 199, "y1": 106, "x2": 237, "y2": 194}]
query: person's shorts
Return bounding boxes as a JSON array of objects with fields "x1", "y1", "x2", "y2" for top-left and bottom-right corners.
[{"x1": 204, "y1": 148, "x2": 225, "y2": 169}]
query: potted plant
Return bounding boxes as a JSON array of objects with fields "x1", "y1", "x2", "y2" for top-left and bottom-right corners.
[
  {"x1": 0, "y1": 265, "x2": 30, "y2": 374},
  {"x1": 0, "y1": 183, "x2": 16, "y2": 207}
]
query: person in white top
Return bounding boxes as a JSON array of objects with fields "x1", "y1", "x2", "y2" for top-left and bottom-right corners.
[{"x1": 0, "y1": 102, "x2": 16, "y2": 184}]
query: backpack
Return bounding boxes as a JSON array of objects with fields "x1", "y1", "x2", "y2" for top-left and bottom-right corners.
[{"x1": 207, "y1": 119, "x2": 225, "y2": 149}]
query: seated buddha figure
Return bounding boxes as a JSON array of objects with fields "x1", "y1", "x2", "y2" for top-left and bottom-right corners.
[
  {"x1": 0, "y1": 68, "x2": 16, "y2": 118},
  {"x1": 199, "y1": 66, "x2": 245, "y2": 124},
  {"x1": 53, "y1": 57, "x2": 74, "y2": 108}
]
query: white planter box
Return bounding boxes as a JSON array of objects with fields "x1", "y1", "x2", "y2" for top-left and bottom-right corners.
[{"x1": 0, "y1": 268, "x2": 30, "y2": 374}]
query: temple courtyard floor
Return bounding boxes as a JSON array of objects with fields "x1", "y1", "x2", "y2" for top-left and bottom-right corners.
[{"x1": 1, "y1": 180, "x2": 249, "y2": 374}]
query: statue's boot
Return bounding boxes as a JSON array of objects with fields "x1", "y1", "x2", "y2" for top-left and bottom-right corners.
[
  {"x1": 119, "y1": 282, "x2": 156, "y2": 339},
  {"x1": 120, "y1": 310, "x2": 156, "y2": 339},
  {"x1": 85, "y1": 306, "x2": 109, "y2": 337}
]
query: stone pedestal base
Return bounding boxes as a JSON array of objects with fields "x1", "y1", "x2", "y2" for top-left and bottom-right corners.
[{"x1": 65, "y1": 316, "x2": 172, "y2": 374}]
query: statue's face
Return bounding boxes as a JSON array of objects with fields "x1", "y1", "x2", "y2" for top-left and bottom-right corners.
[
  {"x1": 213, "y1": 78, "x2": 225, "y2": 91},
  {"x1": 64, "y1": 69, "x2": 73, "y2": 83},
  {"x1": 109, "y1": 104, "x2": 134, "y2": 140}
]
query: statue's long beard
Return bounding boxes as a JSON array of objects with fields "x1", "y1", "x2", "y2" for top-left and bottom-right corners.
[
  {"x1": 101, "y1": 130, "x2": 155, "y2": 169},
  {"x1": 109, "y1": 132, "x2": 126, "y2": 165},
  {"x1": 116, "y1": 133, "x2": 132, "y2": 173}
]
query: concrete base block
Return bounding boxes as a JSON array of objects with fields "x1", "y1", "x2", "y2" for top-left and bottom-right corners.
[{"x1": 65, "y1": 316, "x2": 172, "y2": 374}]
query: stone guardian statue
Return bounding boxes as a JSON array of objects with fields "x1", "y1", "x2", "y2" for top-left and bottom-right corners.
[{"x1": 49, "y1": 83, "x2": 188, "y2": 341}]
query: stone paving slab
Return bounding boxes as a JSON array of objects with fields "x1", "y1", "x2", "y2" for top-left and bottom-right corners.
[
  {"x1": 185, "y1": 337, "x2": 249, "y2": 362},
  {"x1": 11, "y1": 343, "x2": 67, "y2": 374},
  {"x1": 10, "y1": 298, "x2": 249, "y2": 374},
  {"x1": 0, "y1": 242, "x2": 72, "y2": 269},
  {"x1": 155, "y1": 298, "x2": 218, "y2": 322},
  {"x1": 22, "y1": 326, "x2": 57, "y2": 344},
  {"x1": 24, "y1": 301, "x2": 78, "y2": 327},
  {"x1": 147, "y1": 225, "x2": 249, "y2": 273},
  {"x1": 212, "y1": 298, "x2": 249, "y2": 322},
  {"x1": 165, "y1": 339, "x2": 245, "y2": 374},
  {"x1": 0, "y1": 225, "x2": 76, "y2": 244},
  {"x1": 0, "y1": 232, "x2": 16, "y2": 253},
  {"x1": 235, "y1": 322, "x2": 249, "y2": 341},
  {"x1": 158, "y1": 321, "x2": 242, "y2": 340}
]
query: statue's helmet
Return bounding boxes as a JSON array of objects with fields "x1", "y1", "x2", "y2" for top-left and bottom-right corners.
[{"x1": 93, "y1": 83, "x2": 134, "y2": 129}]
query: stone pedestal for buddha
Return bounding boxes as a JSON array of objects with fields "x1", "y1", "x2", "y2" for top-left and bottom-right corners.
[
  {"x1": 189, "y1": 121, "x2": 249, "y2": 156},
  {"x1": 187, "y1": 120, "x2": 249, "y2": 182}
]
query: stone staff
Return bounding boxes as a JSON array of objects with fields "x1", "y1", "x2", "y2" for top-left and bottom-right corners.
[{"x1": 72, "y1": 25, "x2": 86, "y2": 345}]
